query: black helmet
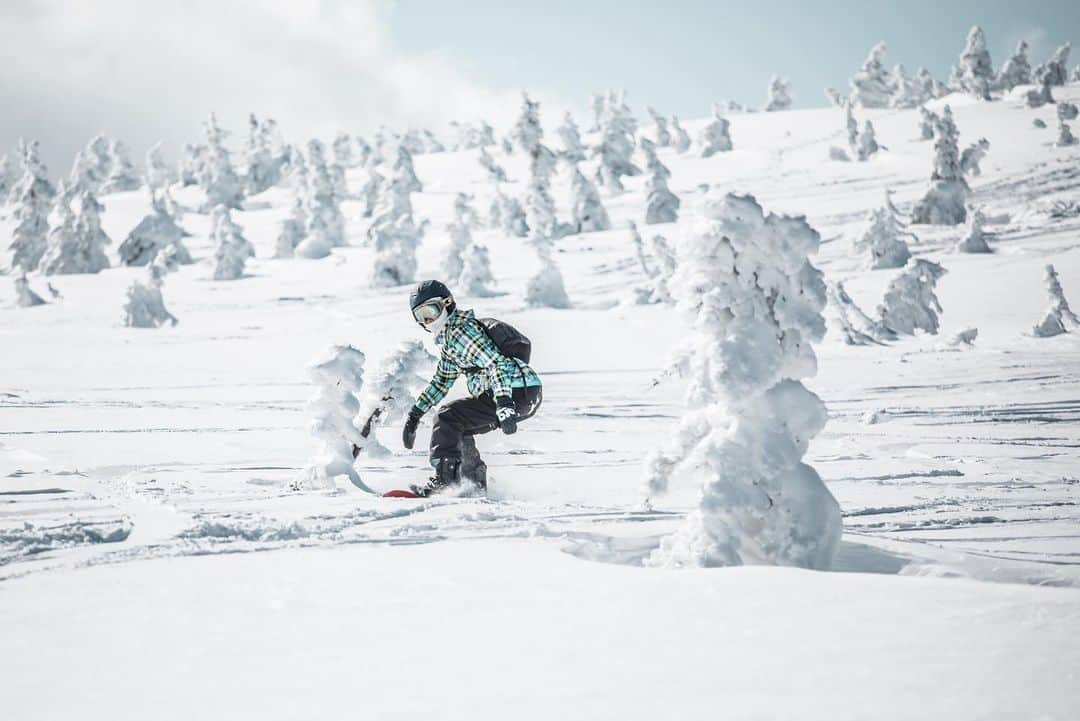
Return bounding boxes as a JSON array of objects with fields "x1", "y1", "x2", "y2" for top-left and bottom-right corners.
[
  {"x1": 409, "y1": 280, "x2": 454, "y2": 311},
  {"x1": 409, "y1": 280, "x2": 456, "y2": 331}
]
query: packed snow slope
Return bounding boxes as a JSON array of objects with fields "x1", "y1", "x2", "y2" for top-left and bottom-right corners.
[{"x1": 3, "y1": 89, "x2": 1080, "y2": 719}]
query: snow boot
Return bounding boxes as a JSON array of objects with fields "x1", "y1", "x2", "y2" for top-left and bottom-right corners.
[{"x1": 410, "y1": 458, "x2": 461, "y2": 498}]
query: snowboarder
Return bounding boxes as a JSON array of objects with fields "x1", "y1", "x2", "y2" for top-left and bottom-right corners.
[{"x1": 403, "y1": 280, "x2": 543, "y2": 497}]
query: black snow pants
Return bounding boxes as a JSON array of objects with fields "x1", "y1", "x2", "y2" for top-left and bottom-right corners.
[{"x1": 430, "y1": 386, "x2": 543, "y2": 485}]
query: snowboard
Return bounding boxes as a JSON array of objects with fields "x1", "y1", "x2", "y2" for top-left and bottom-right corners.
[{"x1": 383, "y1": 489, "x2": 421, "y2": 498}]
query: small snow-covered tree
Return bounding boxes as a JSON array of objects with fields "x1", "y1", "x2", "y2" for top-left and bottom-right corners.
[
  {"x1": 850, "y1": 42, "x2": 894, "y2": 108},
  {"x1": 275, "y1": 194, "x2": 307, "y2": 259},
  {"x1": 209, "y1": 204, "x2": 253, "y2": 280},
  {"x1": 1057, "y1": 120, "x2": 1078, "y2": 147},
  {"x1": 634, "y1": 230, "x2": 676, "y2": 305},
  {"x1": 955, "y1": 206, "x2": 993, "y2": 253},
  {"x1": 852, "y1": 202, "x2": 913, "y2": 269},
  {"x1": 918, "y1": 106, "x2": 938, "y2": 141},
  {"x1": 844, "y1": 104, "x2": 859, "y2": 147},
  {"x1": 369, "y1": 169, "x2": 425, "y2": 287},
  {"x1": 593, "y1": 91, "x2": 641, "y2": 192},
  {"x1": 118, "y1": 193, "x2": 192, "y2": 266},
  {"x1": 556, "y1": 112, "x2": 587, "y2": 162},
  {"x1": 828, "y1": 282, "x2": 896, "y2": 345},
  {"x1": 1034, "y1": 42, "x2": 1071, "y2": 87},
  {"x1": 100, "y1": 140, "x2": 140, "y2": 194},
  {"x1": 589, "y1": 92, "x2": 605, "y2": 132},
  {"x1": 294, "y1": 345, "x2": 371, "y2": 491},
  {"x1": 356, "y1": 341, "x2": 436, "y2": 458},
  {"x1": 392, "y1": 144, "x2": 422, "y2": 193},
  {"x1": 643, "y1": 192, "x2": 840, "y2": 570},
  {"x1": 295, "y1": 209, "x2": 333, "y2": 260},
  {"x1": 0, "y1": 153, "x2": 16, "y2": 203},
  {"x1": 570, "y1": 167, "x2": 610, "y2": 233},
  {"x1": 359, "y1": 169, "x2": 383, "y2": 218},
  {"x1": 960, "y1": 138, "x2": 990, "y2": 176},
  {"x1": 889, "y1": 64, "x2": 926, "y2": 108},
  {"x1": 670, "y1": 115, "x2": 691, "y2": 153},
  {"x1": 478, "y1": 146, "x2": 508, "y2": 183},
  {"x1": 123, "y1": 255, "x2": 178, "y2": 328},
  {"x1": 459, "y1": 244, "x2": 497, "y2": 297},
  {"x1": 179, "y1": 143, "x2": 206, "y2": 187},
  {"x1": 644, "y1": 163, "x2": 680, "y2": 224},
  {"x1": 765, "y1": 75, "x2": 792, "y2": 111},
  {"x1": 628, "y1": 220, "x2": 651, "y2": 276},
  {"x1": 1060, "y1": 103, "x2": 1079, "y2": 121},
  {"x1": 699, "y1": 105, "x2": 733, "y2": 158},
  {"x1": 916, "y1": 67, "x2": 948, "y2": 100},
  {"x1": 453, "y1": 192, "x2": 480, "y2": 229},
  {"x1": 41, "y1": 189, "x2": 110, "y2": 275},
  {"x1": 332, "y1": 132, "x2": 358, "y2": 168},
  {"x1": 950, "y1": 26, "x2": 994, "y2": 100},
  {"x1": 878, "y1": 259, "x2": 948, "y2": 335},
  {"x1": 525, "y1": 237, "x2": 571, "y2": 308},
  {"x1": 489, "y1": 189, "x2": 529, "y2": 238},
  {"x1": 305, "y1": 139, "x2": 347, "y2": 248},
  {"x1": 1025, "y1": 80, "x2": 1055, "y2": 109},
  {"x1": 525, "y1": 143, "x2": 567, "y2": 239},
  {"x1": 912, "y1": 106, "x2": 969, "y2": 225},
  {"x1": 441, "y1": 215, "x2": 472, "y2": 281},
  {"x1": 144, "y1": 142, "x2": 175, "y2": 192},
  {"x1": 511, "y1": 93, "x2": 545, "y2": 156},
  {"x1": 245, "y1": 114, "x2": 284, "y2": 195},
  {"x1": 13, "y1": 272, "x2": 46, "y2": 308},
  {"x1": 200, "y1": 115, "x2": 244, "y2": 209},
  {"x1": 647, "y1": 106, "x2": 671, "y2": 146},
  {"x1": 1032, "y1": 264, "x2": 1079, "y2": 337},
  {"x1": 8, "y1": 140, "x2": 55, "y2": 272},
  {"x1": 856, "y1": 120, "x2": 880, "y2": 161},
  {"x1": 997, "y1": 40, "x2": 1032, "y2": 91}
]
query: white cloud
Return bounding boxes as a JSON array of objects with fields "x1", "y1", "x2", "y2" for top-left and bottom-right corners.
[{"x1": 0, "y1": 0, "x2": 540, "y2": 172}]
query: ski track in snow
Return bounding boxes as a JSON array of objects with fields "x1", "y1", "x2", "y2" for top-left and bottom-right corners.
[{"x1": 2, "y1": 92, "x2": 1080, "y2": 591}]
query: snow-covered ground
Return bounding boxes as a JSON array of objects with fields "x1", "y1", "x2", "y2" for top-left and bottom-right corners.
[{"x1": 3, "y1": 88, "x2": 1080, "y2": 719}]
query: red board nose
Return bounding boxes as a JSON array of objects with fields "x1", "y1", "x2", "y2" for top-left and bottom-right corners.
[{"x1": 383, "y1": 489, "x2": 421, "y2": 498}]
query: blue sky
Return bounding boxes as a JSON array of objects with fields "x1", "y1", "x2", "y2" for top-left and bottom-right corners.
[{"x1": 391, "y1": 0, "x2": 1079, "y2": 115}]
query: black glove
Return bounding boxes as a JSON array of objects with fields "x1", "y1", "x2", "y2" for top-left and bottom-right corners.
[
  {"x1": 495, "y1": 396, "x2": 518, "y2": 435},
  {"x1": 402, "y1": 406, "x2": 423, "y2": 449}
]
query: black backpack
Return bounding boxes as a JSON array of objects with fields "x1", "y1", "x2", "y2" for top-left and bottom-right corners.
[{"x1": 477, "y1": 317, "x2": 532, "y2": 363}]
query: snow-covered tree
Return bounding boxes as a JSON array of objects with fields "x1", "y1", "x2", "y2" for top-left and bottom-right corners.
[
  {"x1": 392, "y1": 144, "x2": 422, "y2": 193},
  {"x1": 890, "y1": 64, "x2": 928, "y2": 108},
  {"x1": 918, "y1": 107, "x2": 938, "y2": 141},
  {"x1": 332, "y1": 133, "x2": 358, "y2": 168},
  {"x1": 356, "y1": 341, "x2": 436, "y2": 458},
  {"x1": 1060, "y1": 103, "x2": 1079, "y2": 121},
  {"x1": 525, "y1": 238, "x2": 571, "y2": 309},
  {"x1": 295, "y1": 209, "x2": 333, "y2": 259},
  {"x1": 647, "y1": 106, "x2": 671, "y2": 146},
  {"x1": 570, "y1": 167, "x2": 610, "y2": 233},
  {"x1": 524, "y1": 136, "x2": 567, "y2": 239},
  {"x1": 1073, "y1": 66, "x2": 1080, "y2": 82},
  {"x1": 8, "y1": 140, "x2": 55, "y2": 271},
  {"x1": 123, "y1": 255, "x2": 178, "y2": 328},
  {"x1": 589, "y1": 92, "x2": 605, "y2": 132},
  {"x1": 489, "y1": 189, "x2": 528, "y2": 238},
  {"x1": 643, "y1": 192, "x2": 840, "y2": 570},
  {"x1": 593, "y1": 92, "x2": 641, "y2": 192},
  {"x1": 878, "y1": 259, "x2": 948, "y2": 335},
  {"x1": 765, "y1": 75, "x2": 792, "y2": 111},
  {"x1": 1033, "y1": 264, "x2": 1079, "y2": 337},
  {"x1": 477, "y1": 145, "x2": 508, "y2": 183},
  {"x1": 13, "y1": 272, "x2": 46, "y2": 308},
  {"x1": 459, "y1": 244, "x2": 497, "y2": 297},
  {"x1": 245, "y1": 114, "x2": 284, "y2": 195},
  {"x1": 179, "y1": 143, "x2": 206, "y2": 187},
  {"x1": 960, "y1": 138, "x2": 990, "y2": 176},
  {"x1": 828, "y1": 282, "x2": 896, "y2": 345},
  {"x1": 996, "y1": 40, "x2": 1032, "y2": 91},
  {"x1": 644, "y1": 155, "x2": 680, "y2": 225},
  {"x1": 294, "y1": 345, "x2": 371, "y2": 491},
  {"x1": 358, "y1": 169, "x2": 383, "y2": 218},
  {"x1": 369, "y1": 168, "x2": 425, "y2": 287},
  {"x1": 209, "y1": 204, "x2": 253, "y2": 280},
  {"x1": 511, "y1": 93, "x2": 544, "y2": 156},
  {"x1": 855, "y1": 120, "x2": 880, "y2": 161},
  {"x1": 1025, "y1": 79, "x2": 1055, "y2": 109},
  {"x1": 634, "y1": 230, "x2": 676, "y2": 305},
  {"x1": 274, "y1": 194, "x2": 307, "y2": 259},
  {"x1": 1034, "y1": 42, "x2": 1071, "y2": 87},
  {"x1": 852, "y1": 202, "x2": 913, "y2": 269},
  {"x1": 441, "y1": 215, "x2": 472, "y2": 281},
  {"x1": 200, "y1": 115, "x2": 244, "y2": 209},
  {"x1": 916, "y1": 67, "x2": 948, "y2": 100},
  {"x1": 912, "y1": 106, "x2": 969, "y2": 225},
  {"x1": 556, "y1": 112, "x2": 587, "y2": 162},
  {"x1": 850, "y1": 42, "x2": 894, "y2": 108},
  {"x1": 305, "y1": 139, "x2": 347, "y2": 248},
  {"x1": 844, "y1": 104, "x2": 859, "y2": 147},
  {"x1": 950, "y1": 26, "x2": 994, "y2": 100},
  {"x1": 1057, "y1": 119, "x2": 1078, "y2": 147},
  {"x1": 453, "y1": 192, "x2": 480, "y2": 229},
  {"x1": 670, "y1": 115, "x2": 691, "y2": 153},
  {"x1": 41, "y1": 189, "x2": 110, "y2": 275},
  {"x1": 699, "y1": 106, "x2": 733, "y2": 158},
  {"x1": 118, "y1": 193, "x2": 192, "y2": 266},
  {"x1": 421, "y1": 129, "x2": 445, "y2": 154},
  {"x1": 144, "y1": 142, "x2": 175, "y2": 192},
  {"x1": 0, "y1": 153, "x2": 16, "y2": 203},
  {"x1": 100, "y1": 139, "x2": 140, "y2": 194},
  {"x1": 955, "y1": 206, "x2": 993, "y2": 253}
]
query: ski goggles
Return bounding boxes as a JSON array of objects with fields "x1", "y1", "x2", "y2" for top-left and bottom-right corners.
[{"x1": 412, "y1": 297, "x2": 452, "y2": 327}]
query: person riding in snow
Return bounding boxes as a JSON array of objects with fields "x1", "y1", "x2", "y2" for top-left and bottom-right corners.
[{"x1": 403, "y1": 280, "x2": 543, "y2": 497}]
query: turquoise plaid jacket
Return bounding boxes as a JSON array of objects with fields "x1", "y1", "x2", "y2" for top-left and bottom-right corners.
[{"x1": 414, "y1": 309, "x2": 541, "y2": 413}]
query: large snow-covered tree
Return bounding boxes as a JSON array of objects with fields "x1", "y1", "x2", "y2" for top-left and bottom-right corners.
[
  {"x1": 40, "y1": 189, "x2": 111, "y2": 275},
  {"x1": 764, "y1": 75, "x2": 792, "y2": 111},
  {"x1": 593, "y1": 91, "x2": 641, "y2": 193},
  {"x1": 996, "y1": 40, "x2": 1032, "y2": 91},
  {"x1": 1032, "y1": 264, "x2": 1079, "y2": 337},
  {"x1": 356, "y1": 341, "x2": 436, "y2": 458},
  {"x1": 1034, "y1": 42, "x2": 1071, "y2": 87},
  {"x1": 911, "y1": 106, "x2": 969, "y2": 225},
  {"x1": 850, "y1": 42, "x2": 894, "y2": 108},
  {"x1": 643, "y1": 192, "x2": 840, "y2": 570},
  {"x1": 852, "y1": 200, "x2": 914, "y2": 269},
  {"x1": 8, "y1": 140, "x2": 55, "y2": 272},
  {"x1": 118, "y1": 193, "x2": 192, "y2": 266},
  {"x1": 878, "y1": 259, "x2": 948, "y2": 335},
  {"x1": 950, "y1": 26, "x2": 994, "y2": 100}
]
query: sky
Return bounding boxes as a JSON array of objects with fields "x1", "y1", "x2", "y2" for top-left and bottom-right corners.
[{"x1": 1, "y1": 0, "x2": 1077, "y2": 174}]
